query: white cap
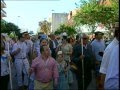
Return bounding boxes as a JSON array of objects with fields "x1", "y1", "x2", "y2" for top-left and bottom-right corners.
[
  {"x1": 62, "y1": 32, "x2": 67, "y2": 36},
  {"x1": 57, "y1": 51, "x2": 62, "y2": 55}
]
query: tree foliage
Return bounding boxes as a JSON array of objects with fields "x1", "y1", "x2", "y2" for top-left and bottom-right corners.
[
  {"x1": 73, "y1": 0, "x2": 119, "y2": 29},
  {"x1": 54, "y1": 24, "x2": 76, "y2": 36},
  {"x1": 1, "y1": 19, "x2": 21, "y2": 36}
]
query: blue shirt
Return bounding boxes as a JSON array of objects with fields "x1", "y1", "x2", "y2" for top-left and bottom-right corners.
[
  {"x1": 104, "y1": 45, "x2": 119, "y2": 89},
  {"x1": 100, "y1": 38, "x2": 119, "y2": 74},
  {"x1": 91, "y1": 39, "x2": 105, "y2": 61}
]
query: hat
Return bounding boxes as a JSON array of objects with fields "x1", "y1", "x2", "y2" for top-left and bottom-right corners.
[
  {"x1": 94, "y1": 31, "x2": 104, "y2": 35},
  {"x1": 57, "y1": 51, "x2": 62, "y2": 55},
  {"x1": 62, "y1": 32, "x2": 67, "y2": 36}
]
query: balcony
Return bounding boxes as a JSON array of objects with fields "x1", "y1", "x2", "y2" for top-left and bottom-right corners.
[
  {"x1": 1, "y1": 9, "x2": 7, "y2": 17},
  {"x1": 1, "y1": 0, "x2": 6, "y2": 8}
]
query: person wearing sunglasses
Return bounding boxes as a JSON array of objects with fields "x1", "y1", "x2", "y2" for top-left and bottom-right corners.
[{"x1": 72, "y1": 33, "x2": 94, "y2": 90}]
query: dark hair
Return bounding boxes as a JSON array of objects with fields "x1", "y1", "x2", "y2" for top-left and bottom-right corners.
[
  {"x1": 38, "y1": 35, "x2": 41, "y2": 39},
  {"x1": 62, "y1": 36, "x2": 67, "y2": 40},
  {"x1": 1, "y1": 43, "x2": 5, "y2": 51},
  {"x1": 114, "y1": 27, "x2": 119, "y2": 37},
  {"x1": 18, "y1": 33, "x2": 23, "y2": 40},
  {"x1": 76, "y1": 35, "x2": 80, "y2": 40},
  {"x1": 40, "y1": 38, "x2": 48, "y2": 43},
  {"x1": 94, "y1": 31, "x2": 104, "y2": 36},
  {"x1": 22, "y1": 31, "x2": 28, "y2": 35},
  {"x1": 67, "y1": 38, "x2": 71, "y2": 43}
]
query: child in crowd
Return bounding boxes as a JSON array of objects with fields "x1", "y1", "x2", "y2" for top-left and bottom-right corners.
[
  {"x1": 56, "y1": 51, "x2": 73, "y2": 90},
  {"x1": 0, "y1": 43, "x2": 11, "y2": 90}
]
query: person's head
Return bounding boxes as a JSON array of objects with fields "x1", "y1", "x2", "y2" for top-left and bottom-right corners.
[
  {"x1": 57, "y1": 51, "x2": 63, "y2": 63},
  {"x1": 40, "y1": 45, "x2": 50, "y2": 57},
  {"x1": 12, "y1": 37, "x2": 17, "y2": 43},
  {"x1": 62, "y1": 35, "x2": 67, "y2": 43},
  {"x1": 50, "y1": 34, "x2": 55, "y2": 40},
  {"x1": 67, "y1": 37, "x2": 74, "y2": 44},
  {"x1": 18, "y1": 33, "x2": 25, "y2": 42},
  {"x1": 75, "y1": 34, "x2": 81, "y2": 43},
  {"x1": 94, "y1": 31, "x2": 104, "y2": 40},
  {"x1": 82, "y1": 33, "x2": 89, "y2": 45},
  {"x1": 40, "y1": 38, "x2": 48, "y2": 46},
  {"x1": 23, "y1": 32, "x2": 29, "y2": 40}
]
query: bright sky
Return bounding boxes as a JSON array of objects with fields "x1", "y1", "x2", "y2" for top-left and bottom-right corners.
[{"x1": 3, "y1": 0, "x2": 80, "y2": 34}]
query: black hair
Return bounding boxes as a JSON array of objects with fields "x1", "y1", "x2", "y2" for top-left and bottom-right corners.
[
  {"x1": 40, "y1": 38, "x2": 48, "y2": 43},
  {"x1": 1, "y1": 42, "x2": 5, "y2": 51},
  {"x1": 94, "y1": 32, "x2": 104, "y2": 36},
  {"x1": 76, "y1": 35, "x2": 80, "y2": 40},
  {"x1": 22, "y1": 31, "x2": 28, "y2": 35},
  {"x1": 114, "y1": 27, "x2": 119, "y2": 37},
  {"x1": 62, "y1": 36, "x2": 67, "y2": 40},
  {"x1": 18, "y1": 33, "x2": 23, "y2": 40},
  {"x1": 38, "y1": 35, "x2": 41, "y2": 39},
  {"x1": 67, "y1": 38, "x2": 70, "y2": 43}
]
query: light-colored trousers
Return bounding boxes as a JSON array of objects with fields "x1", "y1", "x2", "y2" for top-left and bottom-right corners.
[
  {"x1": 34, "y1": 80, "x2": 53, "y2": 90},
  {"x1": 14, "y1": 58, "x2": 30, "y2": 86}
]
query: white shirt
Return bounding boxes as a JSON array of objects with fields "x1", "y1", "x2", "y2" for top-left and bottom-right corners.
[
  {"x1": 12, "y1": 41, "x2": 28, "y2": 59},
  {"x1": 25, "y1": 40, "x2": 33, "y2": 54},
  {"x1": 52, "y1": 40, "x2": 56, "y2": 49},
  {"x1": 104, "y1": 45, "x2": 119, "y2": 89},
  {"x1": 100, "y1": 38, "x2": 119, "y2": 74}
]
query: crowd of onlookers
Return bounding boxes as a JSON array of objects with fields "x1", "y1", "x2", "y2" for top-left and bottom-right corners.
[{"x1": 0, "y1": 22, "x2": 119, "y2": 90}]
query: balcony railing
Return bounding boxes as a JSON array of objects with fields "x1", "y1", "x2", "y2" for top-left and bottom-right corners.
[
  {"x1": 1, "y1": 0, "x2": 6, "y2": 8},
  {"x1": 1, "y1": 9, "x2": 7, "y2": 17}
]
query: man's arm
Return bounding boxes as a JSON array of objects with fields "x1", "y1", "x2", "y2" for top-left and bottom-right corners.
[{"x1": 53, "y1": 61, "x2": 59, "y2": 87}]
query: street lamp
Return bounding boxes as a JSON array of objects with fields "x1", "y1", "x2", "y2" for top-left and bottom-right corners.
[{"x1": 17, "y1": 16, "x2": 20, "y2": 26}]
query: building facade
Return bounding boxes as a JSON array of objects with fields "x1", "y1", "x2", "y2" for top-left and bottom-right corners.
[
  {"x1": 51, "y1": 13, "x2": 68, "y2": 32},
  {"x1": 1, "y1": 0, "x2": 7, "y2": 18}
]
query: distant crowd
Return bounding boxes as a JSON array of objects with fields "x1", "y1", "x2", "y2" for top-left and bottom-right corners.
[{"x1": 0, "y1": 23, "x2": 119, "y2": 90}]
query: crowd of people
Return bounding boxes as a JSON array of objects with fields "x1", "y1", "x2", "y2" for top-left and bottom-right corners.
[{"x1": 0, "y1": 23, "x2": 119, "y2": 90}]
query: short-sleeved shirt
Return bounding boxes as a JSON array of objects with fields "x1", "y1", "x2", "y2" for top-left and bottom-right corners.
[
  {"x1": 104, "y1": 45, "x2": 119, "y2": 89},
  {"x1": 100, "y1": 38, "x2": 119, "y2": 74}
]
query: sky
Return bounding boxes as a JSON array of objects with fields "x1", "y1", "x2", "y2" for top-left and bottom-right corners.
[{"x1": 3, "y1": 0, "x2": 81, "y2": 34}]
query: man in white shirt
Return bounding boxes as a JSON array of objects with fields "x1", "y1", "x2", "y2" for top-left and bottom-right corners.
[
  {"x1": 11, "y1": 33, "x2": 30, "y2": 90},
  {"x1": 104, "y1": 44, "x2": 119, "y2": 89},
  {"x1": 99, "y1": 26, "x2": 119, "y2": 89}
]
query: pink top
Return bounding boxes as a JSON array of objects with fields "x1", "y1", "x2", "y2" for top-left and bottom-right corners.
[{"x1": 31, "y1": 56, "x2": 59, "y2": 83}]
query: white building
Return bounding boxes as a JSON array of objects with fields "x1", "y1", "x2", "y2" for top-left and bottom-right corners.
[{"x1": 51, "y1": 13, "x2": 68, "y2": 32}]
